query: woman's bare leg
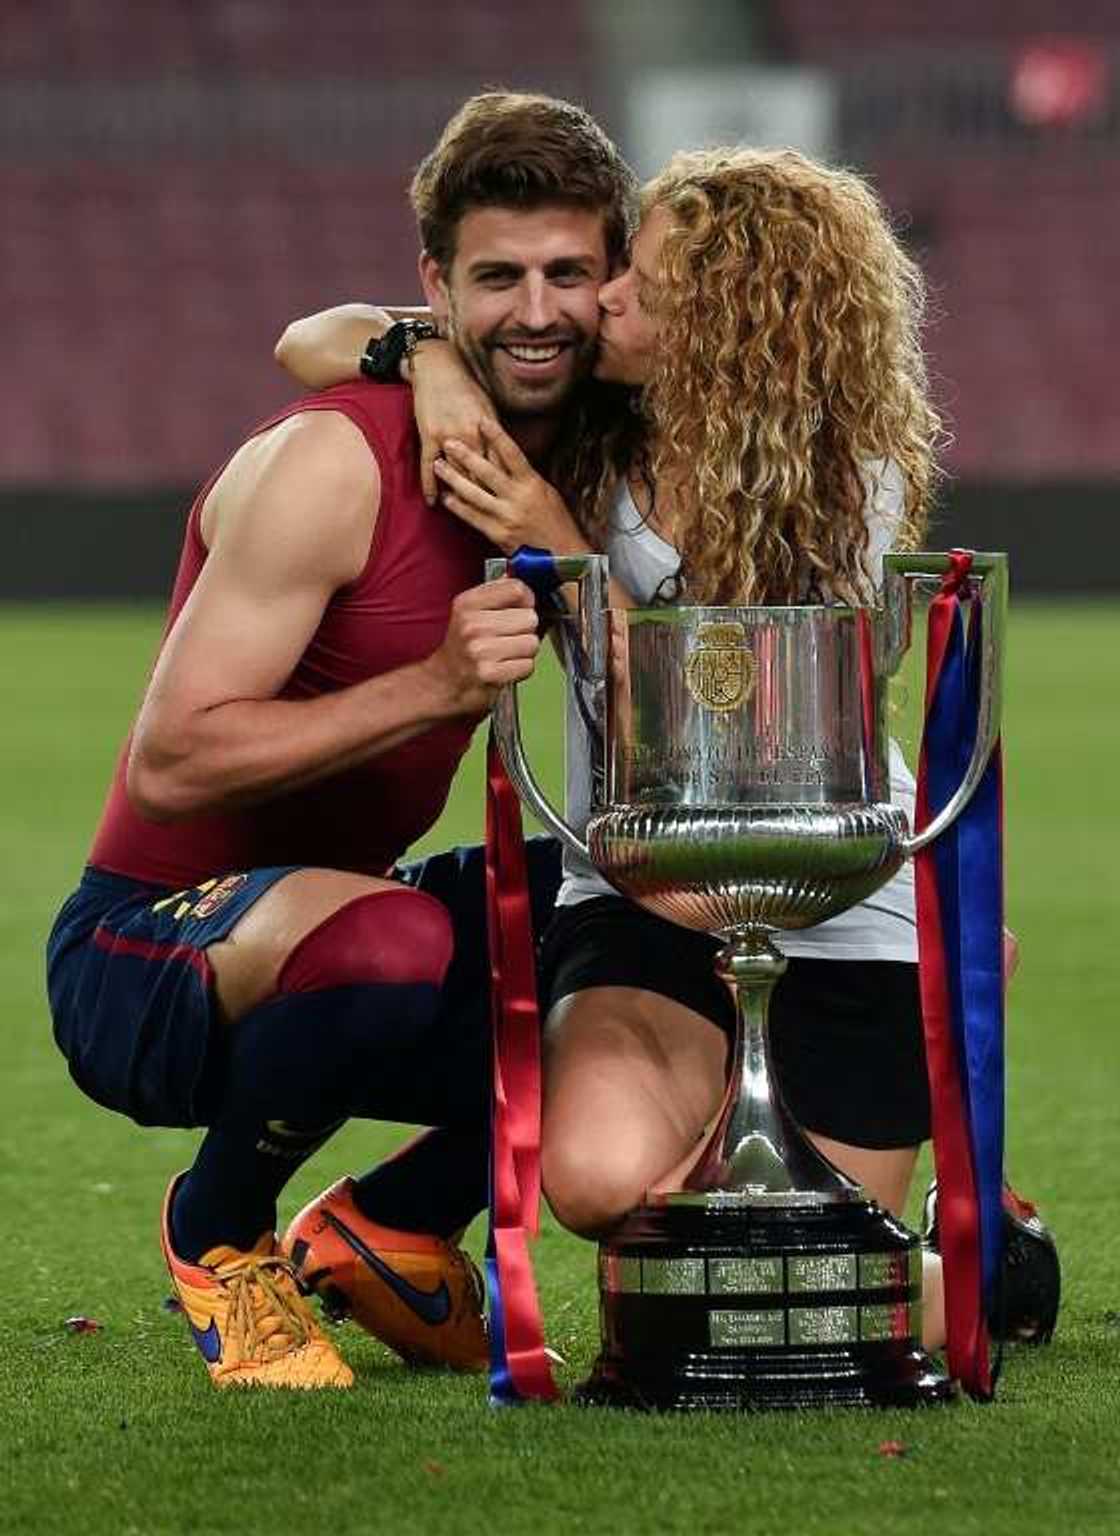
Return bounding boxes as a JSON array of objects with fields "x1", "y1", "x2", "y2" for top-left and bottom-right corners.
[
  {"x1": 804, "y1": 1135, "x2": 918, "y2": 1217},
  {"x1": 541, "y1": 986, "x2": 727, "y2": 1237}
]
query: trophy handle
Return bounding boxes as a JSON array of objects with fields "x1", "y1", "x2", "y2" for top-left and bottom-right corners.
[
  {"x1": 485, "y1": 550, "x2": 610, "y2": 863},
  {"x1": 881, "y1": 550, "x2": 1008, "y2": 856}
]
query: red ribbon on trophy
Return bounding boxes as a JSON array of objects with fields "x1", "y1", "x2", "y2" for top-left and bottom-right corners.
[{"x1": 483, "y1": 725, "x2": 559, "y2": 1404}]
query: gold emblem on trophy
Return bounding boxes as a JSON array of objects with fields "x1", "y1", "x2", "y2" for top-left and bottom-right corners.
[{"x1": 685, "y1": 622, "x2": 755, "y2": 712}]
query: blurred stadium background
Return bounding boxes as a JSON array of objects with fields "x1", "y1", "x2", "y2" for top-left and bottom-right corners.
[{"x1": 2, "y1": 0, "x2": 1118, "y2": 601}]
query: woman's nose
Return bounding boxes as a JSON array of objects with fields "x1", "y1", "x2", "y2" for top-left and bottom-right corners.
[{"x1": 599, "y1": 271, "x2": 627, "y2": 314}]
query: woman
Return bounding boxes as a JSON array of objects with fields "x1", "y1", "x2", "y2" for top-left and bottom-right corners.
[{"x1": 278, "y1": 147, "x2": 1056, "y2": 1351}]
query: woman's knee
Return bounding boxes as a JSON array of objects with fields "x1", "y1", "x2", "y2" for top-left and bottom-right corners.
[
  {"x1": 540, "y1": 988, "x2": 725, "y2": 1237},
  {"x1": 542, "y1": 1133, "x2": 652, "y2": 1238}
]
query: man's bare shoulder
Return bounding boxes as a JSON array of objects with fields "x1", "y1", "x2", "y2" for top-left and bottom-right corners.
[{"x1": 203, "y1": 410, "x2": 379, "y2": 586}]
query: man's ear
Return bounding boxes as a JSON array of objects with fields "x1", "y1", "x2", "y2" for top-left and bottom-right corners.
[{"x1": 418, "y1": 251, "x2": 450, "y2": 325}]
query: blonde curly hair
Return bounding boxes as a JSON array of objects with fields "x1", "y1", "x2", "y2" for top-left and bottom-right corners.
[{"x1": 602, "y1": 147, "x2": 942, "y2": 605}]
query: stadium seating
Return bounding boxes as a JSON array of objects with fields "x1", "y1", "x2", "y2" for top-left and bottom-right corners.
[
  {"x1": 1, "y1": 2, "x2": 594, "y2": 485},
  {"x1": 0, "y1": 1, "x2": 592, "y2": 82},
  {"x1": 870, "y1": 155, "x2": 1120, "y2": 474},
  {"x1": 778, "y1": 0, "x2": 1120, "y2": 59},
  {"x1": 3, "y1": 1, "x2": 1116, "y2": 483},
  {"x1": 774, "y1": 2, "x2": 1120, "y2": 476},
  {"x1": 1, "y1": 161, "x2": 423, "y2": 484}
]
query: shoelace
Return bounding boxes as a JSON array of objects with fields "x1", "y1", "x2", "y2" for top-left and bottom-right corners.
[{"x1": 223, "y1": 1257, "x2": 314, "y2": 1363}]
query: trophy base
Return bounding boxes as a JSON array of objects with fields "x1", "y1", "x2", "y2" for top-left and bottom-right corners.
[{"x1": 577, "y1": 1195, "x2": 954, "y2": 1413}]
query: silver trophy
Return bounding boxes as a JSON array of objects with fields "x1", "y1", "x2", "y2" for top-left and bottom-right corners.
[{"x1": 489, "y1": 551, "x2": 1006, "y2": 1409}]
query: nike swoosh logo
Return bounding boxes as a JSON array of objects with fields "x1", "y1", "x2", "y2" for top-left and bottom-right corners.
[
  {"x1": 188, "y1": 1316, "x2": 222, "y2": 1363},
  {"x1": 322, "y1": 1211, "x2": 452, "y2": 1327}
]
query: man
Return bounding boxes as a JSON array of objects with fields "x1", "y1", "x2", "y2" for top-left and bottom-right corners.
[{"x1": 46, "y1": 91, "x2": 637, "y2": 1390}]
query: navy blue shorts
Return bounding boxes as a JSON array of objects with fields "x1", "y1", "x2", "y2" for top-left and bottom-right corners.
[{"x1": 47, "y1": 839, "x2": 564, "y2": 1131}]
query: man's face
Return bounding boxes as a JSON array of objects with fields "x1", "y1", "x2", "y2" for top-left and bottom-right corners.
[
  {"x1": 594, "y1": 204, "x2": 669, "y2": 388},
  {"x1": 420, "y1": 205, "x2": 607, "y2": 418}
]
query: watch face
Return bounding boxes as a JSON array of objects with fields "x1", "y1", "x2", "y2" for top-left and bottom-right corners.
[{"x1": 403, "y1": 321, "x2": 439, "y2": 355}]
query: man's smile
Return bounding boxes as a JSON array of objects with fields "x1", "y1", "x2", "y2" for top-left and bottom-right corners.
[
  {"x1": 501, "y1": 342, "x2": 565, "y2": 363},
  {"x1": 492, "y1": 335, "x2": 574, "y2": 357},
  {"x1": 489, "y1": 336, "x2": 580, "y2": 383}
]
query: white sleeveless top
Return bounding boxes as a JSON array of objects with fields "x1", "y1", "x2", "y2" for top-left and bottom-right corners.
[{"x1": 556, "y1": 462, "x2": 918, "y2": 963}]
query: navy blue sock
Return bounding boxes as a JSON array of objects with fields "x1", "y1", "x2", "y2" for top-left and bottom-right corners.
[
  {"x1": 171, "y1": 980, "x2": 448, "y2": 1263},
  {"x1": 351, "y1": 1126, "x2": 489, "y2": 1239},
  {"x1": 172, "y1": 1116, "x2": 341, "y2": 1261}
]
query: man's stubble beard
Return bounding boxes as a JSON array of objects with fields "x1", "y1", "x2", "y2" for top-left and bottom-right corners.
[{"x1": 446, "y1": 303, "x2": 598, "y2": 421}]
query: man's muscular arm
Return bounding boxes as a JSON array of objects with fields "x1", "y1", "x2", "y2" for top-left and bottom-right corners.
[{"x1": 127, "y1": 411, "x2": 538, "y2": 822}]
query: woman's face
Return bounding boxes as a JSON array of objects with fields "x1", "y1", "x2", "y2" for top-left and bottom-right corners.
[{"x1": 593, "y1": 205, "x2": 671, "y2": 387}]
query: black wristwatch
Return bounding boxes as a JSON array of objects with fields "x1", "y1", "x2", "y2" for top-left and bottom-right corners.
[{"x1": 359, "y1": 319, "x2": 441, "y2": 382}]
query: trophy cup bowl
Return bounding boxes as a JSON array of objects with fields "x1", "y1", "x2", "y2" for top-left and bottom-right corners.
[{"x1": 489, "y1": 551, "x2": 1007, "y2": 1410}]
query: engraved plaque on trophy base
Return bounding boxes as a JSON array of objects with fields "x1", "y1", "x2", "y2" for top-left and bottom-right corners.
[{"x1": 577, "y1": 1199, "x2": 953, "y2": 1412}]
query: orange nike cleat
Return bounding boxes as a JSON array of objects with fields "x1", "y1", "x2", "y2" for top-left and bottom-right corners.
[
  {"x1": 161, "y1": 1177, "x2": 354, "y2": 1389},
  {"x1": 281, "y1": 1176, "x2": 488, "y2": 1372}
]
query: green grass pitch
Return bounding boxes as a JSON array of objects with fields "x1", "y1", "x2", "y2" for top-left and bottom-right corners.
[{"x1": 1, "y1": 600, "x2": 1118, "y2": 1535}]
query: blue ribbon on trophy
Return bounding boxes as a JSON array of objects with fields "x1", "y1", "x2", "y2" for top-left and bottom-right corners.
[{"x1": 915, "y1": 550, "x2": 1006, "y2": 1398}]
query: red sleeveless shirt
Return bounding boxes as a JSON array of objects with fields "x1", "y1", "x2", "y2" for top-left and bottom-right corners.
[{"x1": 89, "y1": 383, "x2": 493, "y2": 888}]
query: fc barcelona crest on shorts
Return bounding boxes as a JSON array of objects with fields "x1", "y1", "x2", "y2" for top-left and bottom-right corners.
[
  {"x1": 684, "y1": 622, "x2": 755, "y2": 713},
  {"x1": 191, "y1": 872, "x2": 249, "y2": 919}
]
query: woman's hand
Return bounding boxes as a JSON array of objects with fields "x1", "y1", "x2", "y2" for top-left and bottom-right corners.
[
  {"x1": 410, "y1": 342, "x2": 500, "y2": 505},
  {"x1": 433, "y1": 420, "x2": 589, "y2": 557}
]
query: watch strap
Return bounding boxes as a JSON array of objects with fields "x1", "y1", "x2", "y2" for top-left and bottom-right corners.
[{"x1": 359, "y1": 320, "x2": 440, "y2": 383}]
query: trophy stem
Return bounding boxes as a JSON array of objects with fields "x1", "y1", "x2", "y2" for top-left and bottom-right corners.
[
  {"x1": 583, "y1": 919, "x2": 949, "y2": 1410},
  {"x1": 680, "y1": 929, "x2": 861, "y2": 1204}
]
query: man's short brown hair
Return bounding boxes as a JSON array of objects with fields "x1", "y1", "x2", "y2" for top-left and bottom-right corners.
[{"x1": 411, "y1": 91, "x2": 636, "y2": 271}]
